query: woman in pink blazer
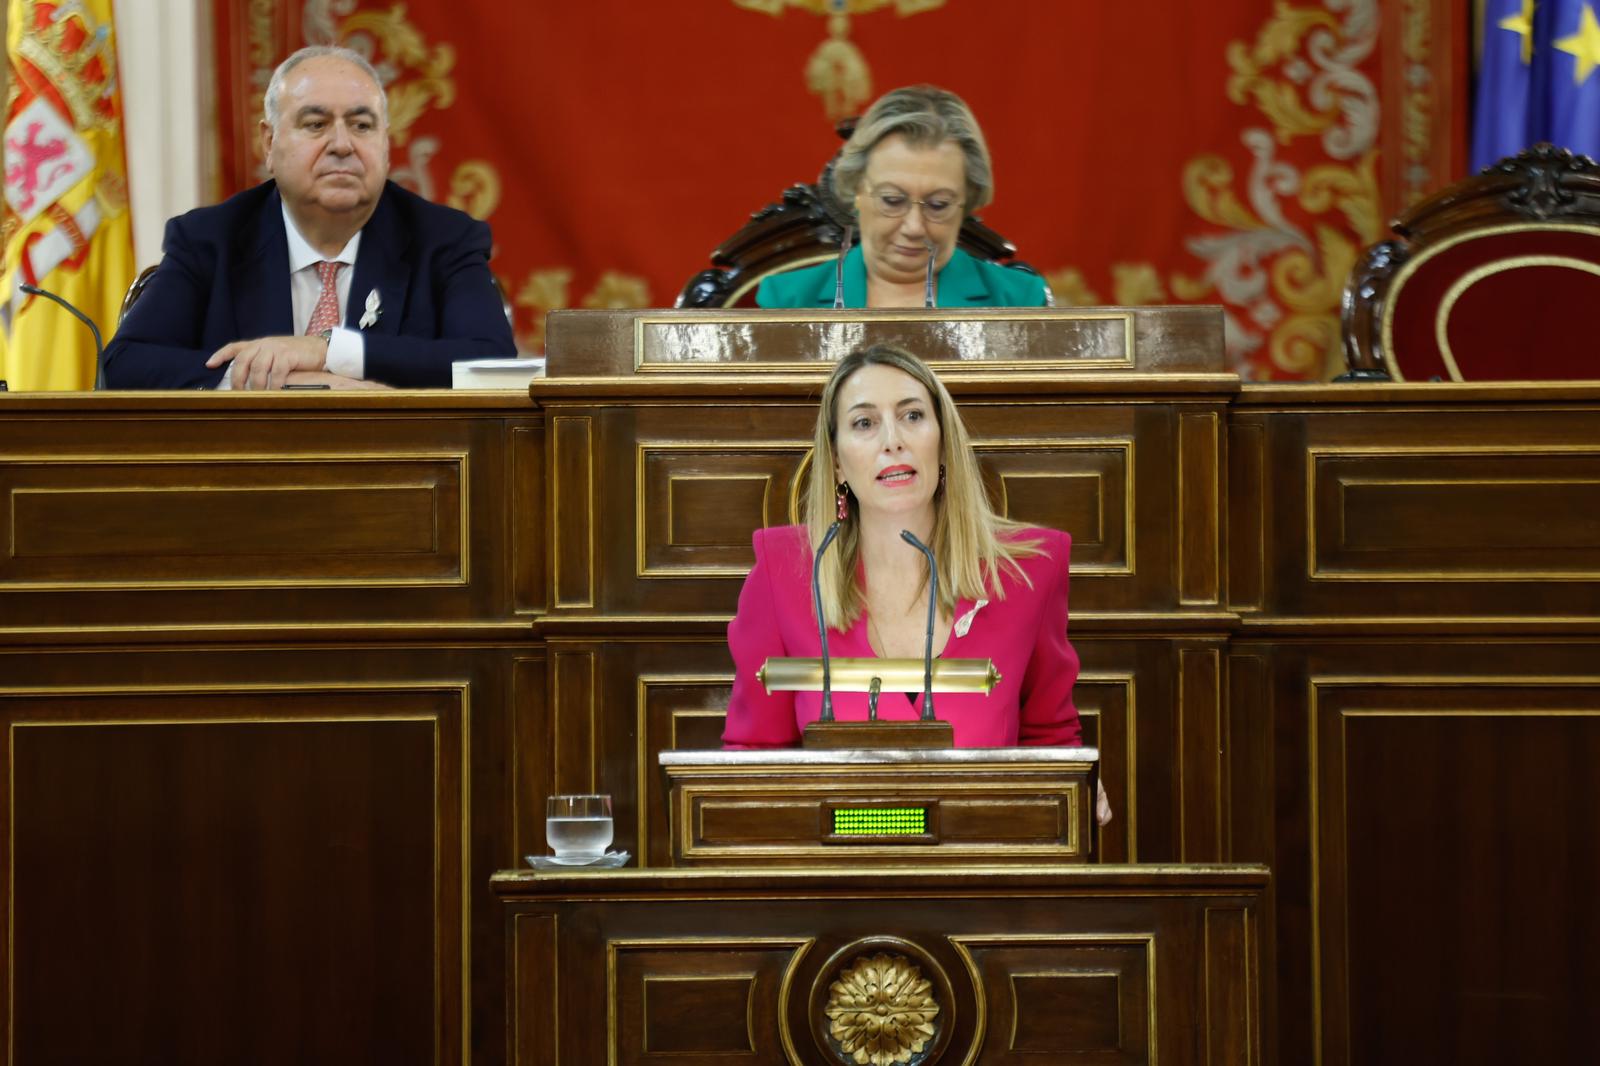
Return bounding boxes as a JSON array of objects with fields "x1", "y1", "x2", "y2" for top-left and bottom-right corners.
[{"x1": 723, "y1": 342, "x2": 1082, "y2": 750}]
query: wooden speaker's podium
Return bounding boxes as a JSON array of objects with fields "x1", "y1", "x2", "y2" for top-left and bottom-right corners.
[
  {"x1": 496, "y1": 736, "x2": 1265, "y2": 1065},
  {"x1": 659, "y1": 745, "x2": 1099, "y2": 865},
  {"x1": 493, "y1": 307, "x2": 1263, "y2": 1066}
]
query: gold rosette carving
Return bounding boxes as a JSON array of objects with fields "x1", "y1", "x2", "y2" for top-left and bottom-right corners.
[{"x1": 823, "y1": 952, "x2": 940, "y2": 1066}]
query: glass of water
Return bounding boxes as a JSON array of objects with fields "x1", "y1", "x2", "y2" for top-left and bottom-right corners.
[{"x1": 545, "y1": 794, "x2": 613, "y2": 861}]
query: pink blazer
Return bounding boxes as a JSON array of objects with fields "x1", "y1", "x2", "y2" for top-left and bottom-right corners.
[{"x1": 723, "y1": 524, "x2": 1082, "y2": 748}]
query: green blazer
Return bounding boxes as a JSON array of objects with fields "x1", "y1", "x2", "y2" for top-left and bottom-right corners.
[{"x1": 754, "y1": 245, "x2": 1049, "y2": 309}]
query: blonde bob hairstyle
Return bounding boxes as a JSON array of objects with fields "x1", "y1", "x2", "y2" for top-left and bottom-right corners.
[
  {"x1": 830, "y1": 85, "x2": 995, "y2": 215},
  {"x1": 805, "y1": 343, "x2": 1043, "y2": 632}
]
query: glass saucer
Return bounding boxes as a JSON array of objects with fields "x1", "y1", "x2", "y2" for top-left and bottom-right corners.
[{"x1": 525, "y1": 850, "x2": 630, "y2": 870}]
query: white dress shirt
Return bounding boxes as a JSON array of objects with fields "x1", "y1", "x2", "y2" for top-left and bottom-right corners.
[{"x1": 214, "y1": 205, "x2": 365, "y2": 389}]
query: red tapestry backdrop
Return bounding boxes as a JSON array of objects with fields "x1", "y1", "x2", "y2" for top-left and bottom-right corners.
[{"x1": 208, "y1": 0, "x2": 1464, "y2": 380}]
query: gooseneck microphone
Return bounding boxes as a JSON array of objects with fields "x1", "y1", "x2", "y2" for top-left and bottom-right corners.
[
  {"x1": 21, "y1": 283, "x2": 106, "y2": 389},
  {"x1": 923, "y1": 241, "x2": 937, "y2": 308},
  {"x1": 899, "y1": 529, "x2": 939, "y2": 720},
  {"x1": 811, "y1": 520, "x2": 845, "y2": 721},
  {"x1": 832, "y1": 224, "x2": 854, "y2": 310}
]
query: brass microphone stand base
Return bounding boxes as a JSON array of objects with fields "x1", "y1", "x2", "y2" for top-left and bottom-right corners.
[{"x1": 802, "y1": 719, "x2": 954, "y2": 750}]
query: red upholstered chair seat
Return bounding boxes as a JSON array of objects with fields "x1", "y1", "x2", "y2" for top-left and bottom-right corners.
[{"x1": 1343, "y1": 145, "x2": 1600, "y2": 381}]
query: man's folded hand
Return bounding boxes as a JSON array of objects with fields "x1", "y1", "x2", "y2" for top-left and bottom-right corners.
[{"x1": 207, "y1": 335, "x2": 329, "y2": 391}]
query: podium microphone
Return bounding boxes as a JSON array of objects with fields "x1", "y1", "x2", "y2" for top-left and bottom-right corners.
[
  {"x1": 811, "y1": 520, "x2": 845, "y2": 721},
  {"x1": 832, "y1": 224, "x2": 854, "y2": 310},
  {"x1": 923, "y1": 241, "x2": 937, "y2": 308},
  {"x1": 21, "y1": 283, "x2": 106, "y2": 389},
  {"x1": 899, "y1": 529, "x2": 939, "y2": 719}
]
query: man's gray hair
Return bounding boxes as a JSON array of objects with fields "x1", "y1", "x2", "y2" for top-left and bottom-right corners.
[
  {"x1": 831, "y1": 85, "x2": 994, "y2": 213},
  {"x1": 263, "y1": 45, "x2": 388, "y2": 127}
]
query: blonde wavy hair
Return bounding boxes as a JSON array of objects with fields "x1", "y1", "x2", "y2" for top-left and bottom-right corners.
[{"x1": 805, "y1": 344, "x2": 1043, "y2": 631}]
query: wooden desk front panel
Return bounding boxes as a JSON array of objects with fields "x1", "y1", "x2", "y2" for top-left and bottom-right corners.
[
  {"x1": 0, "y1": 642, "x2": 545, "y2": 1066},
  {"x1": 0, "y1": 398, "x2": 545, "y2": 633},
  {"x1": 1229, "y1": 400, "x2": 1600, "y2": 621},
  {"x1": 540, "y1": 633, "x2": 1232, "y2": 872},
  {"x1": 498, "y1": 867, "x2": 1265, "y2": 1066},
  {"x1": 1229, "y1": 639, "x2": 1600, "y2": 1066},
  {"x1": 541, "y1": 393, "x2": 1226, "y2": 618}
]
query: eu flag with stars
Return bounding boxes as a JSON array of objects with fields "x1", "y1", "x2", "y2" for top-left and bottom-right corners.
[{"x1": 1472, "y1": 0, "x2": 1600, "y2": 170}]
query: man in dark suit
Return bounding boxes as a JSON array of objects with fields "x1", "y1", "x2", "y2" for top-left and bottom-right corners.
[{"x1": 104, "y1": 46, "x2": 514, "y2": 390}]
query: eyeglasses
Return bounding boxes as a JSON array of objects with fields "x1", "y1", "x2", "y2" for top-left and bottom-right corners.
[{"x1": 862, "y1": 185, "x2": 964, "y2": 224}]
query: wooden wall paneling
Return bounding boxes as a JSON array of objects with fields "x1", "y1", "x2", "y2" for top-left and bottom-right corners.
[
  {"x1": 536, "y1": 385, "x2": 1234, "y2": 623},
  {"x1": 0, "y1": 642, "x2": 535, "y2": 1066},
  {"x1": 550, "y1": 414, "x2": 597, "y2": 610},
  {"x1": 549, "y1": 643, "x2": 599, "y2": 794},
  {"x1": 1178, "y1": 409, "x2": 1223, "y2": 607},
  {"x1": 508, "y1": 913, "x2": 558, "y2": 1066},
  {"x1": 0, "y1": 397, "x2": 535, "y2": 636},
  {"x1": 1205, "y1": 904, "x2": 1262, "y2": 1066},
  {"x1": 1238, "y1": 390, "x2": 1600, "y2": 622},
  {"x1": 1227, "y1": 414, "x2": 1267, "y2": 614},
  {"x1": 542, "y1": 634, "x2": 733, "y2": 869},
  {"x1": 510, "y1": 422, "x2": 548, "y2": 616},
  {"x1": 1258, "y1": 640, "x2": 1600, "y2": 1066},
  {"x1": 1178, "y1": 644, "x2": 1225, "y2": 862}
]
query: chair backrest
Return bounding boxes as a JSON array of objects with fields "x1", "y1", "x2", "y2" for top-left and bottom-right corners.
[
  {"x1": 1342, "y1": 144, "x2": 1600, "y2": 381},
  {"x1": 119, "y1": 265, "x2": 158, "y2": 324},
  {"x1": 677, "y1": 121, "x2": 1037, "y2": 308}
]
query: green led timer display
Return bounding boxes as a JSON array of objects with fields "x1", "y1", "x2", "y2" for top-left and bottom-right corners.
[{"x1": 832, "y1": 807, "x2": 929, "y2": 835}]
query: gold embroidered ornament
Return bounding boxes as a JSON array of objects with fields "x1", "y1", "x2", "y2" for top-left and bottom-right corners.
[{"x1": 732, "y1": 0, "x2": 948, "y2": 120}]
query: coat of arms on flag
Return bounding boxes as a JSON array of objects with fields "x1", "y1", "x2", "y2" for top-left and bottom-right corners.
[{"x1": 0, "y1": 0, "x2": 134, "y2": 391}]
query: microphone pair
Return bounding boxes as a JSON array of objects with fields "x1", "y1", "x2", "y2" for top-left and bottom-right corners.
[
  {"x1": 829, "y1": 232, "x2": 939, "y2": 309},
  {"x1": 812, "y1": 524, "x2": 939, "y2": 722}
]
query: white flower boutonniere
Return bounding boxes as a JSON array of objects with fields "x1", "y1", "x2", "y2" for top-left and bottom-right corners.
[
  {"x1": 953, "y1": 599, "x2": 989, "y2": 638},
  {"x1": 358, "y1": 288, "x2": 382, "y2": 329}
]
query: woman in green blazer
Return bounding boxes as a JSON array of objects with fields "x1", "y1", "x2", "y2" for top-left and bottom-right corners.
[{"x1": 757, "y1": 85, "x2": 1049, "y2": 310}]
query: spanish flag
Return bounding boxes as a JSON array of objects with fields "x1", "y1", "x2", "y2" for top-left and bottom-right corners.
[{"x1": 0, "y1": 0, "x2": 134, "y2": 391}]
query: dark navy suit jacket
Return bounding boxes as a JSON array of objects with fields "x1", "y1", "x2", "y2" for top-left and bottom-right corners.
[{"x1": 103, "y1": 180, "x2": 515, "y2": 389}]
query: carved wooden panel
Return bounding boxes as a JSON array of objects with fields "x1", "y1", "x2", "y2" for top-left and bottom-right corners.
[
  {"x1": 1312, "y1": 675, "x2": 1600, "y2": 1066},
  {"x1": 609, "y1": 941, "x2": 807, "y2": 1063},
  {"x1": 1244, "y1": 640, "x2": 1600, "y2": 1066},
  {"x1": 956, "y1": 936, "x2": 1152, "y2": 1063},
  {"x1": 511, "y1": 424, "x2": 548, "y2": 615},
  {"x1": 496, "y1": 866, "x2": 1266, "y2": 1066},
  {"x1": 667, "y1": 760, "x2": 1092, "y2": 865},
  {"x1": 1238, "y1": 400, "x2": 1600, "y2": 619},
  {"x1": 637, "y1": 443, "x2": 807, "y2": 576},
  {"x1": 0, "y1": 399, "x2": 539, "y2": 633},
  {"x1": 1309, "y1": 448, "x2": 1600, "y2": 578},
  {"x1": 975, "y1": 438, "x2": 1132, "y2": 574},
  {"x1": 2, "y1": 679, "x2": 464, "y2": 1064},
  {"x1": 0, "y1": 642, "x2": 534, "y2": 1066},
  {"x1": 1, "y1": 455, "x2": 463, "y2": 584},
  {"x1": 540, "y1": 394, "x2": 1227, "y2": 619},
  {"x1": 545, "y1": 306, "x2": 1225, "y2": 377}
]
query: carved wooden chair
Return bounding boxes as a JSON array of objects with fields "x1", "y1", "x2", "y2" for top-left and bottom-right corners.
[
  {"x1": 1342, "y1": 144, "x2": 1600, "y2": 381},
  {"x1": 677, "y1": 120, "x2": 1043, "y2": 308}
]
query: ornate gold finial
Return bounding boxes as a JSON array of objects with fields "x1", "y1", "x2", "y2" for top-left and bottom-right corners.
[
  {"x1": 732, "y1": 0, "x2": 948, "y2": 120},
  {"x1": 823, "y1": 952, "x2": 940, "y2": 1065}
]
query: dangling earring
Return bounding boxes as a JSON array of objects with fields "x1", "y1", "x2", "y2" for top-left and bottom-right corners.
[
  {"x1": 836, "y1": 482, "x2": 851, "y2": 521},
  {"x1": 937, "y1": 464, "x2": 947, "y2": 495}
]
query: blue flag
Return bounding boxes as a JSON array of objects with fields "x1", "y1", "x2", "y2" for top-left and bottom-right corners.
[{"x1": 1472, "y1": 0, "x2": 1600, "y2": 170}]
